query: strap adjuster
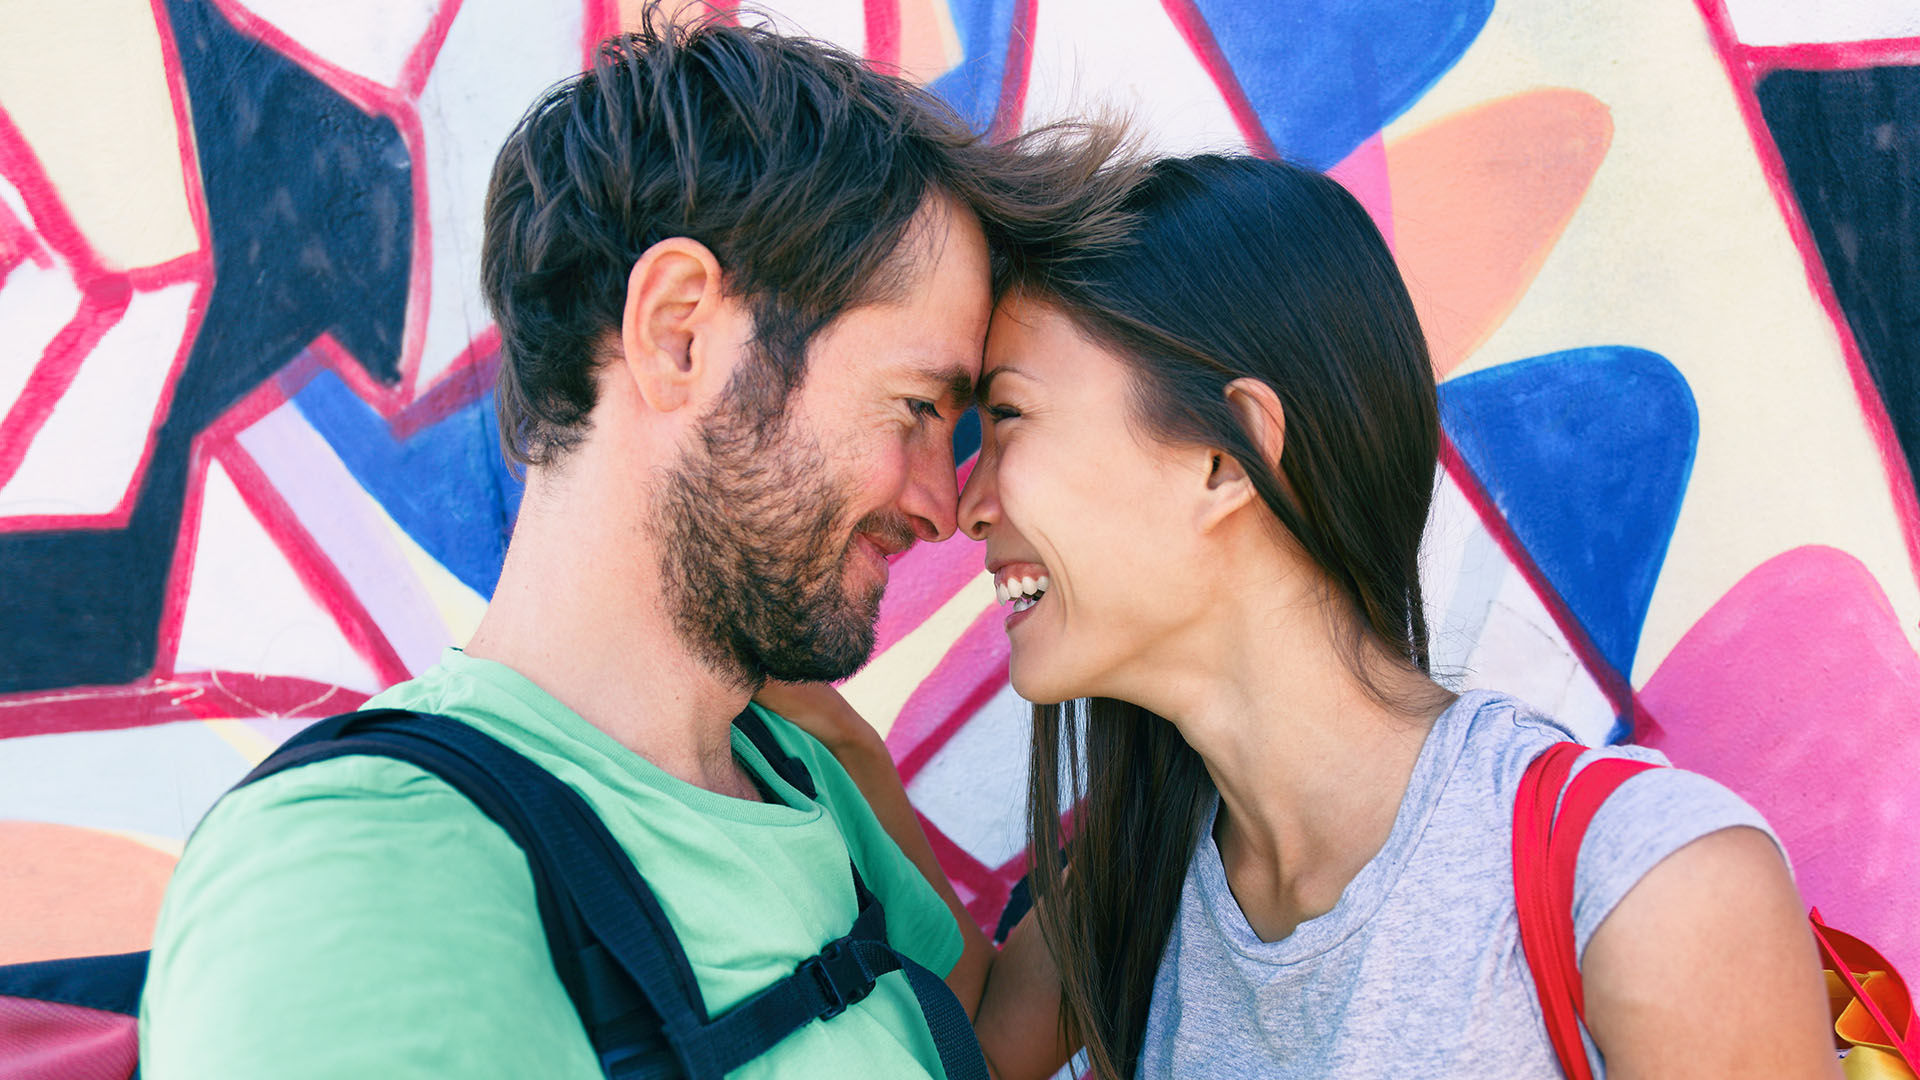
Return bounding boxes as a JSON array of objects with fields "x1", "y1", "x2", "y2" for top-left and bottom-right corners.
[{"x1": 799, "y1": 938, "x2": 876, "y2": 1021}]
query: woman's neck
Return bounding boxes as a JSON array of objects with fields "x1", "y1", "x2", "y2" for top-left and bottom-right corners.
[{"x1": 1131, "y1": 579, "x2": 1453, "y2": 943}]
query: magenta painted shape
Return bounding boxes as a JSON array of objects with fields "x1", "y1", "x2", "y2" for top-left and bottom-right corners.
[
  {"x1": 1638, "y1": 545, "x2": 1920, "y2": 977},
  {"x1": 869, "y1": 529, "x2": 987, "y2": 658},
  {"x1": 0, "y1": 996, "x2": 138, "y2": 1080},
  {"x1": 1327, "y1": 132, "x2": 1395, "y2": 250}
]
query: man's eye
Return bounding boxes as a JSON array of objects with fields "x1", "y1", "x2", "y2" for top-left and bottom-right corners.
[{"x1": 909, "y1": 399, "x2": 943, "y2": 421}]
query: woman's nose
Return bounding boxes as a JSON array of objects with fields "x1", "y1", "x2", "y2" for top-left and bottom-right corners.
[{"x1": 957, "y1": 449, "x2": 998, "y2": 541}]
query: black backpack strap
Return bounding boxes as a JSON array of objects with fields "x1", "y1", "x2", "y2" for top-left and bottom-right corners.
[
  {"x1": 242, "y1": 710, "x2": 702, "y2": 1078},
  {"x1": 243, "y1": 709, "x2": 988, "y2": 1080},
  {"x1": 0, "y1": 950, "x2": 147, "y2": 1015},
  {"x1": 731, "y1": 707, "x2": 816, "y2": 800}
]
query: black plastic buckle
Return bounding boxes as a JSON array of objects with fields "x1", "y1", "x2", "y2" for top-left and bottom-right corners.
[{"x1": 800, "y1": 939, "x2": 876, "y2": 1021}]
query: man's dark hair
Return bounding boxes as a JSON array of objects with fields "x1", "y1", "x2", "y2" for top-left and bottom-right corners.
[{"x1": 481, "y1": 5, "x2": 1135, "y2": 466}]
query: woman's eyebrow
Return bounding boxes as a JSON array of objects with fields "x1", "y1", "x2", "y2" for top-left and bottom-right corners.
[{"x1": 974, "y1": 365, "x2": 1030, "y2": 404}]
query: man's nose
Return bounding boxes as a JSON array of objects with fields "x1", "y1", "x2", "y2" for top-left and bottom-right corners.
[{"x1": 901, "y1": 438, "x2": 961, "y2": 543}]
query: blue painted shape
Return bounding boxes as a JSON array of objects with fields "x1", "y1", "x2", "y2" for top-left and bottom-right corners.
[
  {"x1": 292, "y1": 371, "x2": 523, "y2": 597},
  {"x1": 1188, "y1": 0, "x2": 1493, "y2": 169},
  {"x1": 930, "y1": 0, "x2": 1020, "y2": 132},
  {"x1": 1439, "y1": 346, "x2": 1698, "y2": 680}
]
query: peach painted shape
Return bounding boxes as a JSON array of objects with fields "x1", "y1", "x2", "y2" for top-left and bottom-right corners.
[
  {"x1": 0, "y1": 821, "x2": 176, "y2": 964},
  {"x1": 897, "y1": 0, "x2": 962, "y2": 85},
  {"x1": 1384, "y1": 88, "x2": 1613, "y2": 379},
  {"x1": 1638, "y1": 545, "x2": 1920, "y2": 980}
]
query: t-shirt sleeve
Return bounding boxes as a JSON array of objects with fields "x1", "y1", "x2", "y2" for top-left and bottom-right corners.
[
  {"x1": 753, "y1": 707, "x2": 966, "y2": 980},
  {"x1": 138, "y1": 757, "x2": 602, "y2": 1079},
  {"x1": 1570, "y1": 754, "x2": 1786, "y2": 960}
]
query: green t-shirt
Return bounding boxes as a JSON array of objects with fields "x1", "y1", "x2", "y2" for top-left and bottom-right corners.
[{"x1": 139, "y1": 649, "x2": 964, "y2": 1078}]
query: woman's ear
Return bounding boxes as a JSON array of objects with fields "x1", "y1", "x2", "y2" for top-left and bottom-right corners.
[
  {"x1": 1197, "y1": 378, "x2": 1286, "y2": 534},
  {"x1": 620, "y1": 237, "x2": 726, "y2": 414}
]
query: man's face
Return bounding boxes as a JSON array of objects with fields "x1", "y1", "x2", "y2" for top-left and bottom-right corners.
[{"x1": 659, "y1": 194, "x2": 991, "y2": 687}]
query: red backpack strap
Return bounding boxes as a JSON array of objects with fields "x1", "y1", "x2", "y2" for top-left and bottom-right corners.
[{"x1": 1513, "y1": 742, "x2": 1663, "y2": 1079}]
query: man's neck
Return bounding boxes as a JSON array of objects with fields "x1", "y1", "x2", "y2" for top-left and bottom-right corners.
[{"x1": 463, "y1": 468, "x2": 758, "y2": 798}]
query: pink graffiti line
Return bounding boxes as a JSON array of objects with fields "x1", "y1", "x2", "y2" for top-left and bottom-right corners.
[
  {"x1": 1742, "y1": 36, "x2": 1920, "y2": 74},
  {"x1": 1691, "y1": 0, "x2": 1920, "y2": 594},
  {"x1": 988, "y1": 0, "x2": 1039, "y2": 141},
  {"x1": 1158, "y1": 0, "x2": 1279, "y2": 158},
  {"x1": 0, "y1": 0, "x2": 216, "y2": 531},
  {"x1": 144, "y1": 379, "x2": 411, "y2": 704},
  {"x1": 1436, "y1": 436, "x2": 1648, "y2": 730},
  {"x1": 0, "y1": 674, "x2": 370, "y2": 740},
  {"x1": 0, "y1": 193, "x2": 47, "y2": 281},
  {"x1": 866, "y1": 0, "x2": 902, "y2": 68}
]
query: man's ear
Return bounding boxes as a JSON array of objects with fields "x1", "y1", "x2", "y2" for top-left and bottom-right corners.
[
  {"x1": 621, "y1": 237, "x2": 726, "y2": 414},
  {"x1": 1197, "y1": 377, "x2": 1286, "y2": 535}
]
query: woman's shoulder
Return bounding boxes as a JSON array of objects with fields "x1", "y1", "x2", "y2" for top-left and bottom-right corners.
[{"x1": 1444, "y1": 688, "x2": 1784, "y2": 952}]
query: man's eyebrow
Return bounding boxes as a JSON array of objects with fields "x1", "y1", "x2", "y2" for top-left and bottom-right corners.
[{"x1": 914, "y1": 362, "x2": 976, "y2": 405}]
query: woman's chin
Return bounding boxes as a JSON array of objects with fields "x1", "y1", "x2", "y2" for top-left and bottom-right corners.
[{"x1": 1008, "y1": 658, "x2": 1080, "y2": 708}]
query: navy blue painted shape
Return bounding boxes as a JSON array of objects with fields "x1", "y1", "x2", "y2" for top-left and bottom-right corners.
[
  {"x1": 952, "y1": 407, "x2": 982, "y2": 464},
  {"x1": 1186, "y1": 0, "x2": 1492, "y2": 169},
  {"x1": 1756, "y1": 66, "x2": 1920, "y2": 506},
  {"x1": 0, "y1": 0, "x2": 414, "y2": 693},
  {"x1": 1439, "y1": 347, "x2": 1698, "y2": 680},
  {"x1": 930, "y1": 0, "x2": 1020, "y2": 132},
  {"x1": 293, "y1": 371, "x2": 523, "y2": 598}
]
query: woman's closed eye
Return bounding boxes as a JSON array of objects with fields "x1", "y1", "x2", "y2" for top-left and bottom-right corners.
[{"x1": 985, "y1": 403, "x2": 1021, "y2": 423}]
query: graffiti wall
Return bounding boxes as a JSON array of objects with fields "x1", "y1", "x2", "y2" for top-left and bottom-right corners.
[{"x1": 2, "y1": 0, "x2": 1915, "y2": 984}]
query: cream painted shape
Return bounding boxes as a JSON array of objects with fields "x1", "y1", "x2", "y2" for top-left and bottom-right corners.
[
  {"x1": 1392, "y1": 0, "x2": 1920, "y2": 679},
  {"x1": 0, "y1": 0, "x2": 199, "y2": 270}
]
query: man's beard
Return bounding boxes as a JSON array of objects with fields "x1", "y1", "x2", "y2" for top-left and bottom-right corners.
[{"x1": 656, "y1": 393, "x2": 915, "y2": 691}]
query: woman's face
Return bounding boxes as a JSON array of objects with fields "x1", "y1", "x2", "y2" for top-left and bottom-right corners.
[{"x1": 958, "y1": 294, "x2": 1214, "y2": 705}]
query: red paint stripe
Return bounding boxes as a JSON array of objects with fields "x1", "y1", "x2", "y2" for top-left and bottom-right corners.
[
  {"x1": 153, "y1": 376, "x2": 312, "y2": 675},
  {"x1": 583, "y1": 0, "x2": 621, "y2": 58},
  {"x1": 401, "y1": 0, "x2": 467, "y2": 99},
  {"x1": 145, "y1": 0, "x2": 214, "y2": 269},
  {"x1": 1691, "y1": 0, "x2": 1920, "y2": 596},
  {"x1": 889, "y1": 606, "x2": 1010, "y2": 783},
  {"x1": 217, "y1": 441, "x2": 412, "y2": 688},
  {"x1": 1158, "y1": 0, "x2": 1278, "y2": 158},
  {"x1": 0, "y1": 106, "x2": 110, "y2": 286},
  {"x1": 389, "y1": 326, "x2": 501, "y2": 440},
  {"x1": 0, "y1": 193, "x2": 43, "y2": 278},
  {"x1": 1437, "y1": 437, "x2": 1648, "y2": 731},
  {"x1": 917, "y1": 808, "x2": 1002, "y2": 898},
  {"x1": 1742, "y1": 37, "x2": 1920, "y2": 74},
  {"x1": 865, "y1": 0, "x2": 901, "y2": 68},
  {"x1": 0, "y1": 674, "x2": 369, "y2": 740},
  {"x1": 988, "y1": 0, "x2": 1038, "y2": 140},
  {"x1": 0, "y1": 278, "x2": 132, "y2": 489},
  {"x1": 0, "y1": 275, "x2": 212, "y2": 536}
]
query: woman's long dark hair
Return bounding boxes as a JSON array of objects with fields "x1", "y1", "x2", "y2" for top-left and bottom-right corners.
[{"x1": 1019, "y1": 155, "x2": 1447, "y2": 1079}]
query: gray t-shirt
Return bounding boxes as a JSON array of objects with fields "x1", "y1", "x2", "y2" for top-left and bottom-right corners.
[{"x1": 1134, "y1": 690, "x2": 1779, "y2": 1078}]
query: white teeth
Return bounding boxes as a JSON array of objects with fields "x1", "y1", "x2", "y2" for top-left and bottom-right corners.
[{"x1": 997, "y1": 571, "x2": 1051, "y2": 607}]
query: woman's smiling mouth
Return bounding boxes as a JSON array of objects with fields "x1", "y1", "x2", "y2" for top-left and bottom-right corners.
[{"x1": 992, "y1": 562, "x2": 1051, "y2": 624}]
